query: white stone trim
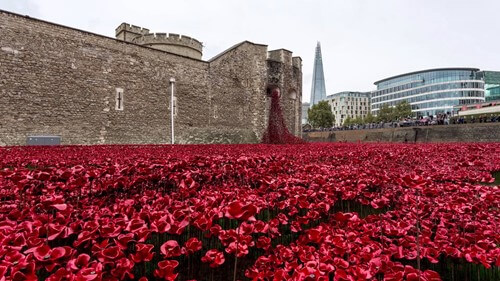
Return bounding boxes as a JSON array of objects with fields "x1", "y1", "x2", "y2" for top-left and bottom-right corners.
[
  {"x1": 371, "y1": 97, "x2": 486, "y2": 113},
  {"x1": 371, "y1": 88, "x2": 485, "y2": 106},
  {"x1": 371, "y1": 80, "x2": 484, "y2": 100},
  {"x1": 410, "y1": 96, "x2": 486, "y2": 106}
]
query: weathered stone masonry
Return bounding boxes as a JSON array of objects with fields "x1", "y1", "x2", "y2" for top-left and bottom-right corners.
[{"x1": 0, "y1": 10, "x2": 302, "y2": 145}]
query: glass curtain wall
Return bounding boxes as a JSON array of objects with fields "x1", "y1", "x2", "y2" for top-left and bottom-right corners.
[{"x1": 372, "y1": 68, "x2": 485, "y2": 117}]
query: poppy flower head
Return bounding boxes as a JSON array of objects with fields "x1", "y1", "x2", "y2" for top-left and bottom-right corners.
[
  {"x1": 201, "y1": 249, "x2": 225, "y2": 268},
  {"x1": 130, "y1": 243, "x2": 154, "y2": 263},
  {"x1": 225, "y1": 201, "x2": 258, "y2": 221},
  {"x1": 160, "y1": 240, "x2": 182, "y2": 258},
  {"x1": 154, "y1": 260, "x2": 179, "y2": 280},
  {"x1": 183, "y1": 238, "x2": 202, "y2": 255}
]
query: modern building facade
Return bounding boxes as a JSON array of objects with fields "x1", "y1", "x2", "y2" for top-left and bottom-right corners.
[
  {"x1": 371, "y1": 68, "x2": 485, "y2": 117},
  {"x1": 310, "y1": 42, "x2": 327, "y2": 107},
  {"x1": 478, "y1": 71, "x2": 500, "y2": 101},
  {"x1": 326, "y1": 91, "x2": 371, "y2": 126}
]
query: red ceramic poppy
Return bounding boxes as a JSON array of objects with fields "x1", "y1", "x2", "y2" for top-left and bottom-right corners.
[
  {"x1": 160, "y1": 240, "x2": 182, "y2": 258},
  {"x1": 183, "y1": 238, "x2": 202, "y2": 255},
  {"x1": 201, "y1": 249, "x2": 225, "y2": 268},
  {"x1": 225, "y1": 201, "x2": 258, "y2": 221},
  {"x1": 67, "y1": 254, "x2": 91, "y2": 271},
  {"x1": 130, "y1": 243, "x2": 154, "y2": 263},
  {"x1": 154, "y1": 260, "x2": 179, "y2": 280}
]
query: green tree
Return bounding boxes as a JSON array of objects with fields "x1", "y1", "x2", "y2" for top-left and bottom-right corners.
[
  {"x1": 307, "y1": 101, "x2": 335, "y2": 128},
  {"x1": 363, "y1": 112, "x2": 375, "y2": 124},
  {"x1": 376, "y1": 101, "x2": 413, "y2": 122},
  {"x1": 343, "y1": 116, "x2": 352, "y2": 126},
  {"x1": 351, "y1": 116, "x2": 364, "y2": 125},
  {"x1": 377, "y1": 104, "x2": 394, "y2": 122},
  {"x1": 394, "y1": 101, "x2": 413, "y2": 120}
]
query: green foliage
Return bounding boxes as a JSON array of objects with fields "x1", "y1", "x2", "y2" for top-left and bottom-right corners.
[
  {"x1": 343, "y1": 116, "x2": 367, "y2": 126},
  {"x1": 376, "y1": 104, "x2": 394, "y2": 122},
  {"x1": 307, "y1": 101, "x2": 335, "y2": 128},
  {"x1": 376, "y1": 101, "x2": 414, "y2": 122},
  {"x1": 344, "y1": 114, "x2": 373, "y2": 126},
  {"x1": 343, "y1": 116, "x2": 352, "y2": 126},
  {"x1": 363, "y1": 112, "x2": 375, "y2": 124},
  {"x1": 394, "y1": 101, "x2": 412, "y2": 120},
  {"x1": 353, "y1": 116, "x2": 364, "y2": 125}
]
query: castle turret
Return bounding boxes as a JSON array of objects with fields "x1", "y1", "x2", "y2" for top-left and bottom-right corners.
[
  {"x1": 292, "y1": 56, "x2": 302, "y2": 69},
  {"x1": 267, "y1": 49, "x2": 293, "y2": 65},
  {"x1": 115, "y1": 23, "x2": 203, "y2": 60},
  {"x1": 115, "y1": 23, "x2": 149, "y2": 42}
]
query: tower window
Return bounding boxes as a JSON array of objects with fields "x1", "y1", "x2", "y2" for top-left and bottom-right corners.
[{"x1": 115, "y1": 88, "x2": 124, "y2": 110}]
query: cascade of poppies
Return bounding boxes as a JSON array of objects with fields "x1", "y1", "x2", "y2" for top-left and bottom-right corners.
[{"x1": 262, "y1": 88, "x2": 305, "y2": 144}]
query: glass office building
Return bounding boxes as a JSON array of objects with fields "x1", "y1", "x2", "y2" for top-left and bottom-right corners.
[
  {"x1": 371, "y1": 68, "x2": 485, "y2": 117},
  {"x1": 478, "y1": 71, "x2": 500, "y2": 101}
]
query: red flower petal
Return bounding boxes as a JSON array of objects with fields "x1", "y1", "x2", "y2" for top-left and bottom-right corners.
[{"x1": 160, "y1": 240, "x2": 182, "y2": 258}]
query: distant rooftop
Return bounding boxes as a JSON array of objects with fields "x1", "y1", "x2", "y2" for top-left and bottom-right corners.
[{"x1": 327, "y1": 91, "x2": 370, "y2": 98}]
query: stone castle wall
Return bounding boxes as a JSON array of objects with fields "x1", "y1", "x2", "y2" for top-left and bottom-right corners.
[
  {"x1": 303, "y1": 123, "x2": 500, "y2": 143},
  {"x1": 266, "y1": 50, "x2": 303, "y2": 136},
  {"x1": 0, "y1": 10, "x2": 302, "y2": 145}
]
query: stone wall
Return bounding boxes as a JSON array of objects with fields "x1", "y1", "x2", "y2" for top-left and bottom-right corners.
[
  {"x1": 0, "y1": 10, "x2": 302, "y2": 145},
  {"x1": 303, "y1": 123, "x2": 500, "y2": 143},
  {"x1": 207, "y1": 42, "x2": 269, "y2": 142},
  {"x1": 267, "y1": 50, "x2": 303, "y2": 136}
]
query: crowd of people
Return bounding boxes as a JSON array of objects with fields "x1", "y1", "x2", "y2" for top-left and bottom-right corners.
[
  {"x1": 453, "y1": 114, "x2": 500, "y2": 124},
  {"x1": 303, "y1": 113, "x2": 500, "y2": 132}
]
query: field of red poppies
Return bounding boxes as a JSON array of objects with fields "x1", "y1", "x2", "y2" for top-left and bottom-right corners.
[{"x1": 0, "y1": 143, "x2": 499, "y2": 281}]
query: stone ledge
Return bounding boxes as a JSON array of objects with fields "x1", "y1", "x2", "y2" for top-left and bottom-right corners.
[{"x1": 303, "y1": 123, "x2": 500, "y2": 143}]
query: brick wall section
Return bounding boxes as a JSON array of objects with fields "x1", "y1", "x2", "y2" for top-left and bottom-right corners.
[
  {"x1": 303, "y1": 123, "x2": 500, "y2": 143},
  {"x1": 0, "y1": 11, "x2": 301, "y2": 145}
]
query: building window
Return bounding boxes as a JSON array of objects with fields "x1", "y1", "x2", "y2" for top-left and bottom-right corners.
[{"x1": 115, "y1": 88, "x2": 124, "y2": 110}]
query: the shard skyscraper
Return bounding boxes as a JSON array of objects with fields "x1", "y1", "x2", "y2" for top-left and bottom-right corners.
[{"x1": 310, "y1": 42, "x2": 327, "y2": 107}]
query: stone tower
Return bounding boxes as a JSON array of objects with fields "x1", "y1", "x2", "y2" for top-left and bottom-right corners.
[
  {"x1": 115, "y1": 23, "x2": 203, "y2": 60},
  {"x1": 310, "y1": 42, "x2": 327, "y2": 107}
]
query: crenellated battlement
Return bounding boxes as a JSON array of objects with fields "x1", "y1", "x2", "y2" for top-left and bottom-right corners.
[
  {"x1": 132, "y1": 32, "x2": 203, "y2": 53},
  {"x1": 115, "y1": 23, "x2": 203, "y2": 59},
  {"x1": 115, "y1": 23, "x2": 150, "y2": 41},
  {"x1": 292, "y1": 56, "x2": 302, "y2": 69}
]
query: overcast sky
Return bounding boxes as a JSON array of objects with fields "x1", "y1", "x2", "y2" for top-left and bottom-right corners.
[{"x1": 2, "y1": 0, "x2": 499, "y2": 103}]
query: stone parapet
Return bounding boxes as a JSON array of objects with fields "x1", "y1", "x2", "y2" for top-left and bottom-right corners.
[
  {"x1": 115, "y1": 23, "x2": 203, "y2": 59},
  {"x1": 133, "y1": 33, "x2": 203, "y2": 54},
  {"x1": 115, "y1": 23, "x2": 150, "y2": 42},
  {"x1": 303, "y1": 123, "x2": 500, "y2": 143}
]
